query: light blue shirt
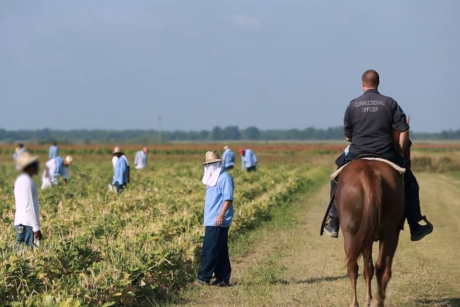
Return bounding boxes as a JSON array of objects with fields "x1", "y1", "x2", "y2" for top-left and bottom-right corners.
[
  {"x1": 113, "y1": 156, "x2": 128, "y2": 185},
  {"x1": 134, "y1": 151, "x2": 148, "y2": 169},
  {"x1": 53, "y1": 156, "x2": 64, "y2": 176},
  {"x1": 49, "y1": 145, "x2": 59, "y2": 159},
  {"x1": 241, "y1": 149, "x2": 257, "y2": 169},
  {"x1": 222, "y1": 149, "x2": 235, "y2": 168},
  {"x1": 204, "y1": 172, "x2": 234, "y2": 227}
]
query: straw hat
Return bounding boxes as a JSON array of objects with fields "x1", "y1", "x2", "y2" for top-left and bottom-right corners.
[
  {"x1": 65, "y1": 156, "x2": 73, "y2": 165},
  {"x1": 202, "y1": 151, "x2": 223, "y2": 165},
  {"x1": 223, "y1": 146, "x2": 229, "y2": 150},
  {"x1": 16, "y1": 152, "x2": 39, "y2": 171},
  {"x1": 113, "y1": 147, "x2": 123, "y2": 155}
]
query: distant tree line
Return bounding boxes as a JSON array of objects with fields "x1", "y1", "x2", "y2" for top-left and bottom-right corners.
[{"x1": 1, "y1": 126, "x2": 460, "y2": 144}]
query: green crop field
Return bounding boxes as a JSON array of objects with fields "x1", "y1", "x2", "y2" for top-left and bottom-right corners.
[{"x1": 0, "y1": 145, "x2": 459, "y2": 307}]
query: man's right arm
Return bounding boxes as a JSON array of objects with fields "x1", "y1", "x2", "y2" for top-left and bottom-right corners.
[{"x1": 391, "y1": 99, "x2": 410, "y2": 154}]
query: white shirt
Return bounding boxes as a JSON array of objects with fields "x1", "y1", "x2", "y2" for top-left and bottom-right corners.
[
  {"x1": 46, "y1": 158, "x2": 70, "y2": 180},
  {"x1": 14, "y1": 173, "x2": 40, "y2": 231},
  {"x1": 112, "y1": 155, "x2": 129, "y2": 168}
]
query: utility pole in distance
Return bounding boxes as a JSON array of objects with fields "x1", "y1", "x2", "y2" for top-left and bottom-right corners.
[{"x1": 158, "y1": 114, "x2": 162, "y2": 144}]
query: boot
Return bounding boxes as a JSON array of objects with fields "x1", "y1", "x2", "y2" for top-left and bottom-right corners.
[
  {"x1": 410, "y1": 216, "x2": 433, "y2": 241},
  {"x1": 323, "y1": 180, "x2": 339, "y2": 238},
  {"x1": 324, "y1": 216, "x2": 339, "y2": 238},
  {"x1": 404, "y1": 170, "x2": 433, "y2": 241}
]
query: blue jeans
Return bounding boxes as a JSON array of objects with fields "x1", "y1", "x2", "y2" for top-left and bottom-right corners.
[
  {"x1": 15, "y1": 225, "x2": 34, "y2": 249},
  {"x1": 197, "y1": 226, "x2": 231, "y2": 282}
]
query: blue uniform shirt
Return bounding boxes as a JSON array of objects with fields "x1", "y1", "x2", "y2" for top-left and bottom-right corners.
[
  {"x1": 222, "y1": 149, "x2": 235, "y2": 168},
  {"x1": 204, "y1": 172, "x2": 234, "y2": 227},
  {"x1": 241, "y1": 149, "x2": 257, "y2": 169},
  {"x1": 113, "y1": 157, "x2": 128, "y2": 185},
  {"x1": 49, "y1": 146, "x2": 59, "y2": 159}
]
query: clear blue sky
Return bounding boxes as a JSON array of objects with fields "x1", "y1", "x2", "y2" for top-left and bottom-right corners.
[{"x1": 1, "y1": 0, "x2": 459, "y2": 132}]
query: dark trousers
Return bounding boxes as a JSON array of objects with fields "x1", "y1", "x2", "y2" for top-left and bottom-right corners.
[
  {"x1": 246, "y1": 166, "x2": 256, "y2": 172},
  {"x1": 329, "y1": 150, "x2": 423, "y2": 227},
  {"x1": 197, "y1": 226, "x2": 231, "y2": 282}
]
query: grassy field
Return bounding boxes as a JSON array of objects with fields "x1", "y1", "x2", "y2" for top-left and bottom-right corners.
[{"x1": 0, "y1": 144, "x2": 459, "y2": 306}]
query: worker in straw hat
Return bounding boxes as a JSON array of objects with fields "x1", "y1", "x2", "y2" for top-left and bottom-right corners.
[
  {"x1": 42, "y1": 155, "x2": 73, "y2": 189},
  {"x1": 222, "y1": 146, "x2": 235, "y2": 170},
  {"x1": 110, "y1": 147, "x2": 129, "y2": 193},
  {"x1": 112, "y1": 146, "x2": 130, "y2": 182},
  {"x1": 14, "y1": 152, "x2": 43, "y2": 250},
  {"x1": 195, "y1": 151, "x2": 234, "y2": 287}
]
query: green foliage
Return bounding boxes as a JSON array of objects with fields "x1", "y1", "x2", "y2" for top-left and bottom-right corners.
[
  {"x1": 0, "y1": 161, "x2": 329, "y2": 306},
  {"x1": 411, "y1": 156, "x2": 460, "y2": 173}
]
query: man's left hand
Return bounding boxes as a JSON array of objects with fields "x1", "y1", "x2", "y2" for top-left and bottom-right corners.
[{"x1": 215, "y1": 215, "x2": 224, "y2": 226}]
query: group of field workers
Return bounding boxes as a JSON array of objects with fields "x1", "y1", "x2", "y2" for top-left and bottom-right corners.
[
  {"x1": 11, "y1": 143, "x2": 149, "y2": 249},
  {"x1": 12, "y1": 143, "x2": 73, "y2": 249},
  {"x1": 11, "y1": 140, "x2": 255, "y2": 286}
]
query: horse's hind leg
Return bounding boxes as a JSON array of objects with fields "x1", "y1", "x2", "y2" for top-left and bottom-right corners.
[
  {"x1": 371, "y1": 236, "x2": 399, "y2": 307},
  {"x1": 347, "y1": 258, "x2": 359, "y2": 307},
  {"x1": 363, "y1": 244, "x2": 374, "y2": 307},
  {"x1": 345, "y1": 233, "x2": 360, "y2": 307}
]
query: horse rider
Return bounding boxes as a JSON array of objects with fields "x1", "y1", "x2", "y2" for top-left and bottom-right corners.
[{"x1": 323, "y1": 69, "x2": 433, "y2": 242}]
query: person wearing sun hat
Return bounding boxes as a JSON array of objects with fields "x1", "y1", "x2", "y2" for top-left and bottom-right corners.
[
  {"x1": 195, "y1": 151, "x2": 234, "y2": 287},
  {"x1": 112, "y1": 146, "x2": 130, "y2": 182},
  {"x1": 110, "y1": 147, "x2": 129, "y2": 193},
  {"x1": 222, "y1": 146, "x2": 235, "y2": 170},
  {"x1": 42, "y1": 155, "x2": 73, "y2": 189},
  {"x1": 14, "y1": 152, "x2": 42, "y2": 250}
]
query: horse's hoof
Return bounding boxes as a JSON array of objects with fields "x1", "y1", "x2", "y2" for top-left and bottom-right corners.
[{"x1": 370, "y1": 299, "x2": 384, "y2": 307}]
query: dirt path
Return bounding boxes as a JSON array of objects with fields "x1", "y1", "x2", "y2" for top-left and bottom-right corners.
[{"x1": 171, "y1": 173, "x2": 460, "y2": 307}]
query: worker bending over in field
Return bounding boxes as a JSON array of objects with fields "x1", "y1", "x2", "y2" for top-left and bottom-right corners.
[
  {"x1": 134, "y1": 147, "x2": 148, "y2": 170},
  {"x1": 41, "y1": 155, "x2": 73, "y2": 189},
  {"x1": 49, "y1": 142, "x2": 59, "y2": 159},
  {"x1": 222, "y1": 146, "x2": 235, "y2": 170},
  {"x1": 110, "y1": 147, "x2": 129, "y2": 193},
  {"x1": 12, "y1": 143, "x2": 27, "y2": 170},
  {"x1": 14, "y1": 152, "x2": 42, "y2": 252},
  {"x1": 195, "y1": 151, "x2": 234, "y2": 287},
  {"x1": 239, "y1": 148, "x2": 257, "y2": 172},
  {"x1": 112, "y1": 147, "x2": 130, "y2": 183}
]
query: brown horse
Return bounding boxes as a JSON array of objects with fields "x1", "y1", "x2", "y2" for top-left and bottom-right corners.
[{"x1": 336, "y1": 158, "x2": 405, "y2": 307}]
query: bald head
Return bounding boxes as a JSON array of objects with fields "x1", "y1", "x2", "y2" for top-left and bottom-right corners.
[{"x1": 362, "y1": 69, "x2": 380, "y2": 89}]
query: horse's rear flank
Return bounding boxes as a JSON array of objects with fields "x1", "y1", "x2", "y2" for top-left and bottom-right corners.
[{"x1": 336, "y1": 158, "x2": 405, "y2": 307}]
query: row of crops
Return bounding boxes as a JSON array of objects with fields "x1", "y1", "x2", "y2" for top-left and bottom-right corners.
[{"x1": 0, "y1": 161, "x2": 329, "y2": 306}]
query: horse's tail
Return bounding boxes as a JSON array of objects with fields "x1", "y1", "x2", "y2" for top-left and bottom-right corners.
[{"x1": 348, "y1": 168, "x2": 382, "y2": 263}]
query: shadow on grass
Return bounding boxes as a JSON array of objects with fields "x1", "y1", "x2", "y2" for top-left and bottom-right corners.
[
  {"x1": 415, "y1": 297, "x2": 460, "y2": 306},
  {"x1": 231, "y1": 274, "x2": 349, "y2": 286}
]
